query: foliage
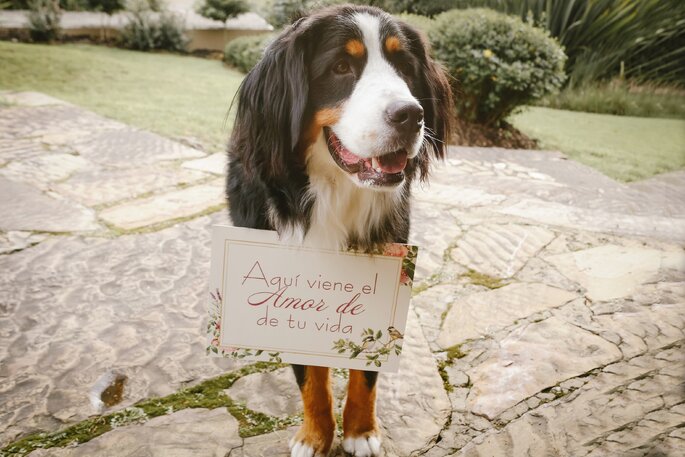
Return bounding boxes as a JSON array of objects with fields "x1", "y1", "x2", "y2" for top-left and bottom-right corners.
[
  {"x1": 395, "y1": 12, "x2": 434, "y2": 33},
  {"x1": 380, "y1": 0, "x2": 454, "y2": 16},
  {"x1": 7, "y1": 0, "x2": 121, "y2": 10},
  {"x1": 536, "y1": 80, "x2": 685, "y2": 120},
  {"x1": 119, "y1": 2, "x2": 189, "y2": 53},
  {"x1": 197, "y1": 0, "x2": 248, "y2": 24},
  {"x1": 86, "y1": 0, "x2": 123, "y2": 15},
  {"x1": 430, "y1": 8, "x2": 566, "y2": 126},
  {"x1": 269, "y1": 0, "x2": 305, "y2": 28},
  {"x1": 268, "y1": 0, "x2": 350, "y2": 28},
  {"x1": 223, "y1": 33, "x2": 272, "y2": 73},
  {"x1": 27, "y1": 0, "x2": 61, "y2": 42},
  {"x1": 442, "y1": 0, "x2": 685, "y2": 87}
]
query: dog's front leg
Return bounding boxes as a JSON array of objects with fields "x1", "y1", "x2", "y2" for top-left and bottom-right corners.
[
  {"x1": 342, "y1": 370, "x2": 381, "y2": 456},
  {"x1": 290, "y1": 364, "x2": 335, "y2": 457}
]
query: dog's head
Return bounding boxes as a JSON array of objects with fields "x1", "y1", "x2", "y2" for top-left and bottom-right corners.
[{"x1": 232, "y1": 5, "x2": 452, "y2": 190}]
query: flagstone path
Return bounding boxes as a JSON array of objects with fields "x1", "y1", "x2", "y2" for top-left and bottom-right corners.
[{"x1": 1, "y1": 92, "x2": 683, "y2": 457}]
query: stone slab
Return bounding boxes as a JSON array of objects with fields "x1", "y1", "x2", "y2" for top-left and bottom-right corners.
[
  {"x1": 0, "y1": 231, "x2": 48, "y2": 254},
  {"x1": 54, "y1": 164, "x2": 210, "y2": 207},
  {"x1": 409, "y1": 199, "x2": 462, "y2": 281},
  {"x1": 546, "y1": 244, "x2": 685, "y2": 301},
  {"x1": 451, "y1": 223, "x2": 555, "y2": 279},
  {"x1": 225, "y1": 367, "x2": 303, "y2": 418},
  {"x1": 438, "y1": 283, "x2": 577, "y2": 348},
  {"x1": 458, "y1": 345, "x2": 685, "y2": 456},
  {"x1": 27, "y1": 408, "x2": 241, "y2": 457},
  {"x1": 0, "y1": 153, "x2": 89, "y2": 190},
  {"x1": 0, "y1": 105, "x2": 127, "y2": 146},
  {"x1": 466, "y1": 317, "x2": 622, "y2": 419},
  {"x1": 0, "y1": 177, "x2": 100, "y2": 232},
  {"x1": 0, "y1": 138, "x2": 48, "y2": 166},
  {"x1": 182, "y1": 153, "x2": 227, "y2": 175},
  {"x1": 498, "y1": 198, "x2": 685, "y2": 243},
  {"x1": 377, "y1": 310, "x2": 451, "y2": 456},
  {"x1": 99, "y1": 181, "x2": 225, "y2": 230},
  {"x1": 0, "y1": 215, "x2": 237, "y2": 442},
  {"x1": 73, "y1": 128, "x2": 204, "y2": 167}
]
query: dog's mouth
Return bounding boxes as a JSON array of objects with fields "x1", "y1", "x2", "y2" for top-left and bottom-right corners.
[{"x1": 324, "y1": 127, "x2": 408, "y2": 187}]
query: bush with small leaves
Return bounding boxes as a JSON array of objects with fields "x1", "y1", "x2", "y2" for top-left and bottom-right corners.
[
  {"x1": 197, "y1": 0, "x2": 248, "y2": 24},
  {"x1": 223, "y1": 33, "x2": 273, "y2": 73},
  {"x1": 119, "y1": 4, "x2": 188, "y2": 53},
  {"x1": 430, "y1": 8, "x2": 566, "y2": 126},
  {"x1": 27, "y1": 0, "x2": 61, "y2": 42}
]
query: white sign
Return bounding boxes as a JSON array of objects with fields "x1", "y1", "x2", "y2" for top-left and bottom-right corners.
[{"x1": 207, "y1": 225, "x2": 418, "y2": 372}]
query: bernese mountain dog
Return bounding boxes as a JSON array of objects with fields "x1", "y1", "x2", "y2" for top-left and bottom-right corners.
[{"x1": 226, "y1": 4, "x2": 452, "y2": 456}]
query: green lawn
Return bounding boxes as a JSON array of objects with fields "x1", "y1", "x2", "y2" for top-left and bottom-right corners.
[
  {"x1": 2, "y1": 42, "x2": 684, "y2": 183},
  {"x1": 0, "y1": 42, "x2": 245, "y2": 151},
  {"x1": 535, "y1": 82, "x2": 685, "y2": 119},
  {"x1": 510, "y1": 106, "x2": 685, "y2": 182}
]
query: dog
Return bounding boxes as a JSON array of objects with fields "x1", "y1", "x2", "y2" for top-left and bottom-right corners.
[{"x1": 226, "y1": 4, "x2": 452, "y2": 456}]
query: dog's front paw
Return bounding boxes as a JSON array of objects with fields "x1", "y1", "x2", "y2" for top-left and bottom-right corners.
[
  {"x1": 342, "y1": 431, "x2": 382, "y2": 457},
  {"x1": 289, "y1": 424, "x2": 334, "y2": 457}
]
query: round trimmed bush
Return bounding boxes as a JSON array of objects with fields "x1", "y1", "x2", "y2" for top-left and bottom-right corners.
[
  {"x1": 430, "y1": 8, "x2": 567, "y2": 126},
  {"x1": 223, "y1": 34, "x2": 273, "y2": 73}
]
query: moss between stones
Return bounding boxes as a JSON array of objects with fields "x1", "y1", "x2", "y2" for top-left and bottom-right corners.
[
  {"x1": 461, "y1": 269, "x2": 507, "y2": 289},
  {"x1": 436, "y1": 344, "x2": 467, "y2": 394},
  {"x1": 411, "y1": 272, "x2": 441, "y2": 297},
  {"x1": 100, "y1": 202, "x2": 227, "y2": 237},
  {"x1": 1, "y1": 362, "x2": 293, "y2": 457}
]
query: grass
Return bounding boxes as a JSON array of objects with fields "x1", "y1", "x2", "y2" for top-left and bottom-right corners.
[
  {"x1": 461, "y1": 269, "x2": 507, "y2": 289},
  {"x1": 436, "y1": 344, "x2": 468, "y2": 394},
  {"x1": 536, "y1": 81, "x2": 685, "y2": 119},
  {"x1": 1, "y1": 362, "x2": 299, "y2": 457},
  {"x1": 2, "y1": 42, "x2": 683, "y2": 183},
  {"x1": 510, "y1": 106, "x2": 685, "y2": 182},
  {"x1": 0, "y1": 42, "x2": 245, "y2": 152}
]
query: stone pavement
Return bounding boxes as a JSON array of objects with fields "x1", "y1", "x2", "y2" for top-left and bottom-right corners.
[{"x1": 0, "y1": 92, "x2": 683, "y2": 456}]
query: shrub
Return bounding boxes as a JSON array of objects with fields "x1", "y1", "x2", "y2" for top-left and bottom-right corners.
[
  {"x1": 395, "y1": 13, "x2": 434, "y2": 34},
  {"x1": 86, "y1": 0, "x2": 124, "y2": 15},
  {"x1": 119, "y1": 7, "x2": 189, "y2": 52},
  {"x1": 197, "y1": 0, "x2": 248, "y2": 24},
  {"x1": 223, "y1": 33, "x2": 273, "y2": 73},
  {"x1": 27, "y1": 0, "x2": 61, "y2": 42},
  {"x1": 440, "y1": 0, "x2": 685, "y2": 87},
  {"x1": 382, "y1": 0, "x2": 454, "y2": 17},
  {"x1": 430, "y1": 8, "x2": 566, "y2": 126}
]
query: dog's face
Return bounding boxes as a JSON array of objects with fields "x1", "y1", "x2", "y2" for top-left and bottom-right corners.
[
  {"x1": 233, "y1": 5, "x2": 451, "y2": 193},
  {"x1": 305, "y1": 12, "x2": 428, "y2": 189}
]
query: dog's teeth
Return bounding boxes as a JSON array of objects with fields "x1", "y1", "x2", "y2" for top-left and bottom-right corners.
[{"x1": 372, "y1": 157, "x2": 382, "y2": 172}]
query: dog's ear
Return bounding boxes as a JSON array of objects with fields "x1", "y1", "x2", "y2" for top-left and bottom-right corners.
[
  {"x1": 230, "y1": 24, "x2": 309, "y2": 179},
  {"x1": 399, "y1": 22, "x2": 454, "y2": 180}
]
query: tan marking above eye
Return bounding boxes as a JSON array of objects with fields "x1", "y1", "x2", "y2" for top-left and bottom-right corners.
[
  {"x1": 345, "y1": 39, "x2": 365, "y2": 58},
  {"x1": 314, "y1": 107, "x2": 342, "y2": 127},
  {"x1": 385, "y1": 36, "x2": 401, "y2": 53}
]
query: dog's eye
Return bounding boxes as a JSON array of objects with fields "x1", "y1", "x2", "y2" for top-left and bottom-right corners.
[{"x1": 332, "y1": 60, "x2": 351, "y2": 75}]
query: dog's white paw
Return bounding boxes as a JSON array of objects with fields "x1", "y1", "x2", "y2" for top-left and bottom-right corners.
[
  {"x1": 289, "y1": 437, "x2": 326, "y2": 457},
  {"x1": 342, "y1": 434, "x2": 382, "y2": 457}
]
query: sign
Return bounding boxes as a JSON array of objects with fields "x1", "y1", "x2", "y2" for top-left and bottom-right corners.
[{"x1": 206, "y1": 225, "x2": 418, "y2": 372}]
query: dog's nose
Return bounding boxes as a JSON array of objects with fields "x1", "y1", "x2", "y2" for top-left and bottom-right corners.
[{"x1": 385, "y1": 101, "x2": 424, "y2": 134}]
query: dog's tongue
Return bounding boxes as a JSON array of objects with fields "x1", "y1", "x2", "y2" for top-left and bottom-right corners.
[{"x1": 377, "y1": 150, "x2": 408, "y2": 174}]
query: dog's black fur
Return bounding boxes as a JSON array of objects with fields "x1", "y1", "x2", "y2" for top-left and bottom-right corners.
[
  {"x1": 226, "y1": 5, "x2": 452, "y2": 454},
  {"x1": 227, "y1": 5, "x2": 451, "y2": 247}
]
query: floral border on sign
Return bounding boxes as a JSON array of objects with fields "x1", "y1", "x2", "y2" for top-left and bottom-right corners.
[
  {"x1": 206, "y1": 289, "x2": 282, "y2": 363},
  {"x1": 332, "y1": 327, "x2": 404, "y2": 367}
]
